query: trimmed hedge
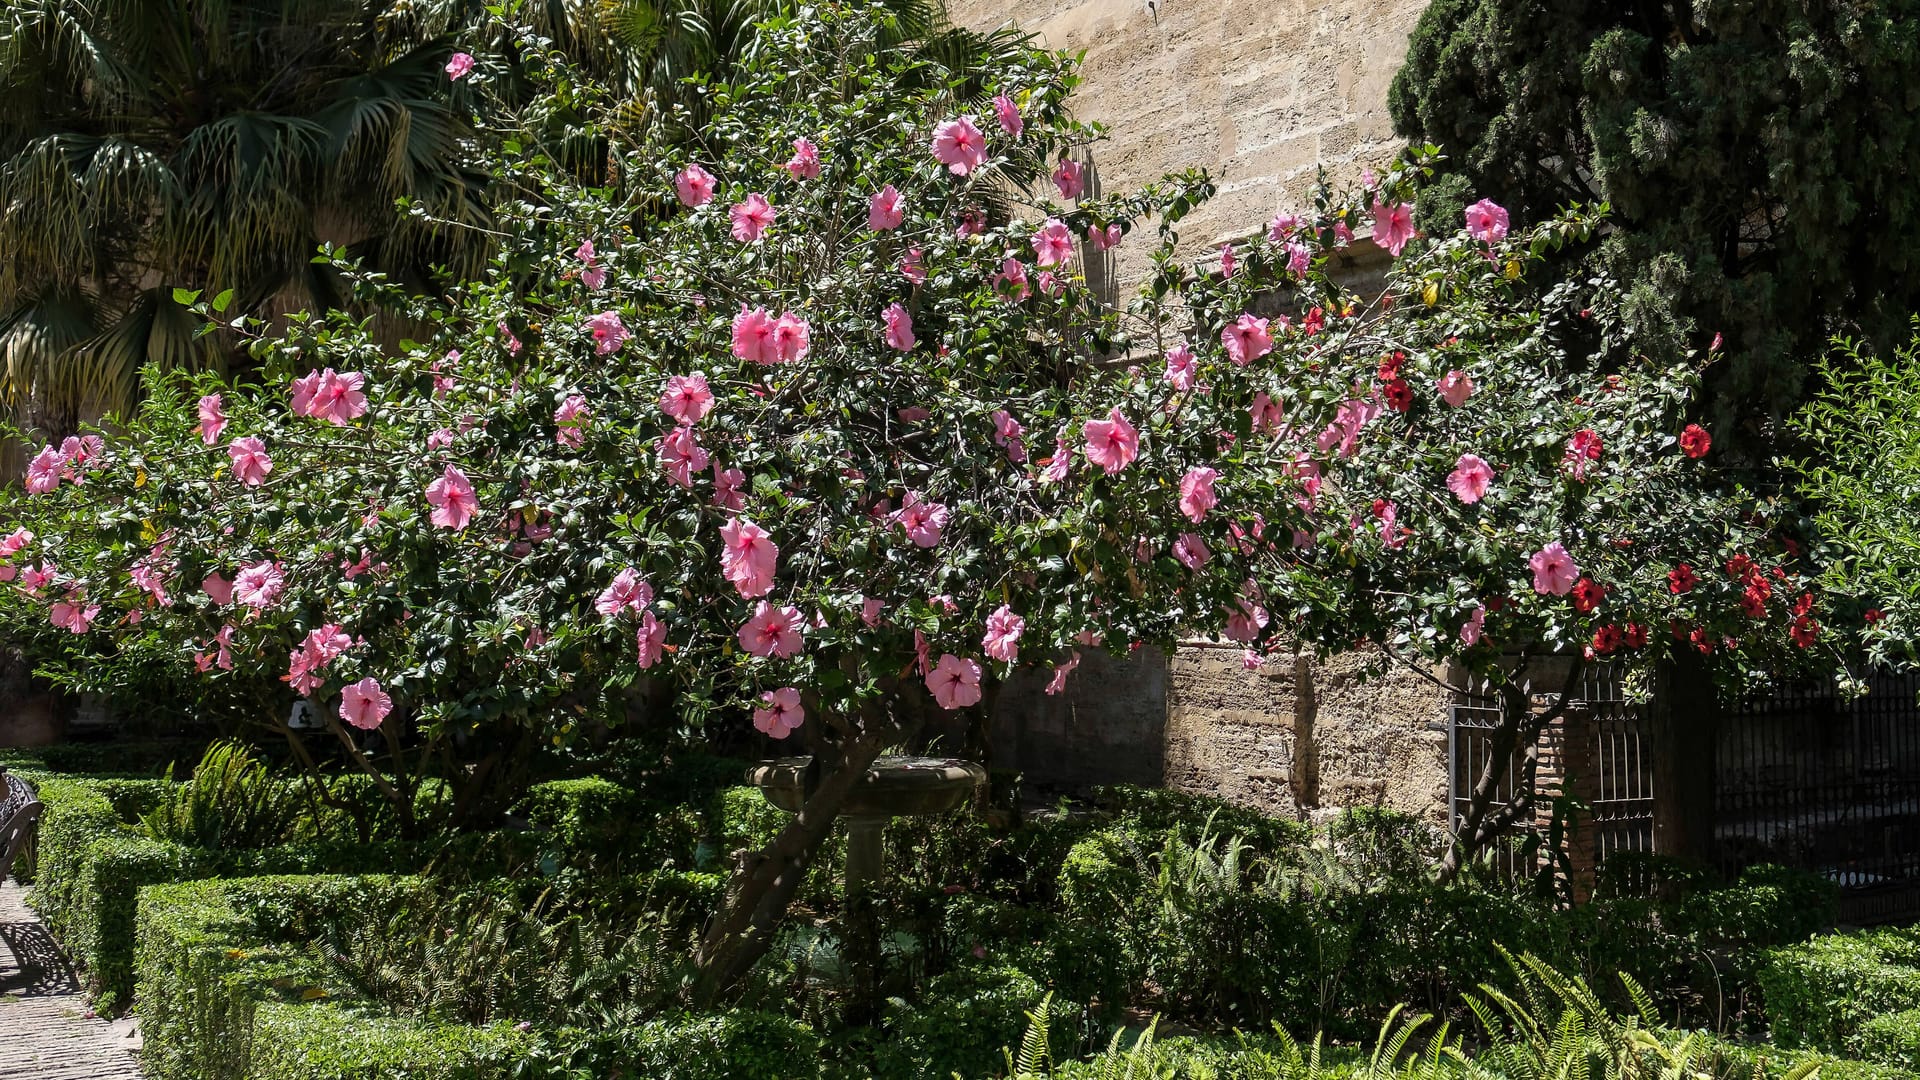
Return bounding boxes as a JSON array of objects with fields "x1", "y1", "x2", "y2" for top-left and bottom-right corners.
[
  {"x1": 28, "y1": 774, "x2": 503, "y2": 1009},
  {"x1": 544, "y1": 1011, "x2": 826, "y2": 1080},
  {"x1": 136, "y1": 874, "x2": 535, "y2": 1080},
  {"x1": 248, "y1": 1005, "x2": 534, "y2": 1080},
  {"x1": 1758, "y1": 926, "x2": 1920, "y2": 1051}
]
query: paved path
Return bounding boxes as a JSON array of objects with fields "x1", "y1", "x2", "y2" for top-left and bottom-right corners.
[{"x1": 0, "y1": 877, "x2": 143, "y2": 1079}]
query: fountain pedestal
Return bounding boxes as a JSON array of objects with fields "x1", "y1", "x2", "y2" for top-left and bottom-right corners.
[{"x1": 746, "y1": 755, "x2": 986, "y2": 1014}]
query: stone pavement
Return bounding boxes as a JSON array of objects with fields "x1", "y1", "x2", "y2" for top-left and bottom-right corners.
[{"x1": 0, "y1": 877, "x2": 143, "y2": 1079}]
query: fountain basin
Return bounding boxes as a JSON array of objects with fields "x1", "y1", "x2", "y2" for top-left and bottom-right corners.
[{"x1": 745, "y1": 755, "x2": 986, "y2": 819}]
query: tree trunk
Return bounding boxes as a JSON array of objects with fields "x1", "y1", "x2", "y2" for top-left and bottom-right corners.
[
  {"x1": 692, "y1": 732, "x2": 886, "y2": 1004},
  {"x1": 1438, "y1": 656, "x2": 1584, "y2": 883}
]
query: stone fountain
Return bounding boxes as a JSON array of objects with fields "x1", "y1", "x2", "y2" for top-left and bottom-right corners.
[
  {"x1": 746, "y1": 755, "x2": 986, "y2": 1013},
  {"x1": 745, "y1": 755, "x2": 986, "y2": 891}
]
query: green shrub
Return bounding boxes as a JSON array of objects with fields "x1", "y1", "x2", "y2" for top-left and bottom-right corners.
[
  {"x1": 1670, "y1": 865, "x2": 1837, "y2": 953},
  {"x1": 1758, "y1": 927, "x2": 1920, "y2": 1051},
  {"x1": 1856, "y1": 1007, "x2": 1920, "y2": 1072},
  {"x1": 0, "y1": 738, "x2": 211, "y2": 778},
  {"x1": 711, "y1": 786, "x2": 785, "y2": 858},
  {"x1": 878, "y1": 964, "x2": 1049, "y2": 1080},
  {"x1": 1090, "y1": 784, "x2": 1311, "y2": 857}
]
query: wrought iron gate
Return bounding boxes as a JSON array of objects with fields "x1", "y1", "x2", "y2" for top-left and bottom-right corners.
[
  {"x1": 1721, "y1": 671, "x2": 1920, "y2": 922},
  {"x1": 1449, "y1": 665, "x2": 1654, "y2": 872}
]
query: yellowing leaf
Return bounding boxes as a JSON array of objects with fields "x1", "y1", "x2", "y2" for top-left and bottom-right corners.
[
  {"x1": 134, "y1": 468, "x2": 148, "y2": 489},
  {"x1": 140, "y1": 520, "x2": 158, "y2": 542},
  {"x1": 1504, "y1": 259, "x2": 1522, "y2": 280},
  {"x1": 224, "y1": 949, "x2": 247, "y2": 960},
  {"x1": 299, "y1": 987, "x2": 329, "y2": 1001},
  {"x1": 1422, "y1": 281, "x2": 1440, "y2": 307}
]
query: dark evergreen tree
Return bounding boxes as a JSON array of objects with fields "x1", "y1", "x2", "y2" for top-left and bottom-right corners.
[{"x1": 1390, "y1": 0, "x2": 1920, "y2": 442}]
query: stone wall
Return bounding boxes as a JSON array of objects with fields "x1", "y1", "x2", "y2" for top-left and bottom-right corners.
[
  {"x1": 947, "y1": 0, "x2": 1430, "y2": 281},
  {"x1": 995, "y1": 644, "x2": 1453, "y2": 824}
]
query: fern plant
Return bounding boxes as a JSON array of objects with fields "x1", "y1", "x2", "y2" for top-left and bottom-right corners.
[{"x1": 138, "y1": 740, "x2": 306, "y2": 850}]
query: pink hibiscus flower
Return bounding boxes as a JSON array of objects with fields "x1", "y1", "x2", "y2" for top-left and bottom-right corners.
[
  {"x1": 752, "y1": 686, "x2": 805, "y2": 738},
  {"x1": 1174, "y1": 532, "x2": 1210, "y2": 570},
  {"x1": 228, "y1": 436, "x2": 273, "y2": 486},
  {"x1": 1446, "y1": 453, "x2": 1494, "y2": 504},
  {"x1": 198, "y1": 394, "x2": 226, "y2": 446},
  {"x1": 1465, "y1": 199, "x2": 1510, "y2": 243},
  {"x1": 232, "y1": 560, "x2": 286, "y2": 610},
  {"x1": 990, "y1": 409, "x2": 1026, "y2": 463},
  {"x1": 24, "y1": 446, "x2": 61, "y2": 493},
  {"x1": 1529, "y1": 542, "x2": 1579, "y2": 596},
  {"x1": 1091, "y1": 224, "x2": 1122, "y2": 251},
  {"x1": 339, "y1": 678, "x2": 392, "y2": 730},
  {"x1": 445, "y1": 52, "x2": 474, "y2": 80},
  {"x1": 893, "y1": 491, "x2": 949, "y2": 548},
  {"x1": 1052, "y1": 159, "x2": 1084, "y2": 200},
  {"x1": 636, "y1": 611, "x2": 666, "y2": 669},
  {"x1": 1438, "y1": 370, "x2": 1474, "y2": 407},
  {"x1": 554, "y1": 395, "x2": 590, "y2": 449},
  {"x1": 202, "y1": 572, "x2": 233, "y2": 605},
  {"x1": 587, "y1": 310, "x2": 629, "y2": 355},
  {"x1": 1164, "y1": 344, "x2": 1198, "y2": 391},
  {"x1": 983, "y1": 605, "x2": 1025, "y2": 662},
  {"x1": 882, "y1": 303, "x2": 917, "y2": 352},
  {"x1": 1082, "y1": 408, "x2": 1139, "y2": 474},
  {"x1": 720, "y1": 517, "x2": 779, "y2": 598},
  {"x1": 661, "y1": 374, "x2": 714, "y2": 425},
  {"x1": 729, "y1": 193, "x2": 775, "y2": 242},
  {"x1": 595, "y1": 568, "x2": 654, "y2": 618},
  {"x1": 731, "y1": 305, "x2": 778, "y2": 364},
  {"x1": 1044, "y1": 651, "x2": 1082, "y2": 696},
  {"x1": 993, "y1": 93, "x2": 1023, "y2": 137},
  {"x1": 659, "y1": 426, "x2": 709, "y2": 489},
  {"x1": 712, "y1": 463, "x2": 747, "y2": 511},
  {"x1": 309, "y1": 369, "x2": 369, "y2": 425},
  {"x1": 993, "y1": 257, "x2": 1030, "y2": 302},
  {"x1": 772, "y1": 312, "x2": 810, "y2": 363},
  {"x1": 1372, "y1": 200, "x2": 1415, "y2": 257},
  {"x1": 1219, "y1": 244, "x2": 1236, "y2": 279},
  {"x1": 675, "y1": 163, "x2": 717, "y2": 207},
  {"x1": 930, "y1": 116, "x2": 987, "y2": 175},
  {"x1": 1250, "y1": 392, "x2": 1282, "y2": 434},
  {"x1": 868, "y1": 185, "x2": 905, "y2": 231},
  {"x1": 1031, "y1": 219, "x2": 1074, "y2": 267},
  {"x1": 738, "y1": 601, "x2": 805, "y2": 658},
  {"x1": 1460, "y1": 606, "x2": 1487, "y2": 646},
  {"x1": 577, "y1": 239, "x2": 606, "y2": 290},
  {"x1": 425, "y1": 465, "x2": 478, "y2": 530},
  {"x1": 49, "y1": 593, "x2": 100, "y2": 634},
  {"x1": 1221, "y1": 314, "x2": 1273, "y2": 367},
  {"x1": 784, "y1": 138, "x2": 821, "y2": 180},
  {"x1": 926, "y1": 653, "x2": 983, "y2": 709},
  {"x1": 901, "y1": 247, "x2": 927, "y2": 284},
  {"x1": 1178, "y1": 467, "x2": 1219, "y2": 522}
]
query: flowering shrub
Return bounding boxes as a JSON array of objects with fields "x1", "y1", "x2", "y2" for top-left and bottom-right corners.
[
  {"x1": 0, "y1": 3, "x2": 1833, "y2": 990},
  {"x1": 1792, "y1": 328, "x2": 1920, "y2": 670}
]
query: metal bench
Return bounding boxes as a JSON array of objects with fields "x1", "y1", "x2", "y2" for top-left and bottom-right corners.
[{"x1": 0, "y1": 767, "x2": 40, "y2": 885}]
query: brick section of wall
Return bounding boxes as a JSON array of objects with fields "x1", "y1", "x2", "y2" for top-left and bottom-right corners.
[{"x1": 946, "y1": 0, "x2": 1429, "y2": 281}]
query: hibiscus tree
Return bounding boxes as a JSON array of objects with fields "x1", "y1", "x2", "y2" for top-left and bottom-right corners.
[{"x1": 0, "y1": 4, "x2": 1833, "y2": 994}]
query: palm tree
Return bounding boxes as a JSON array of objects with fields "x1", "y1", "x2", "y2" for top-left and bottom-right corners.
[{"x1": 0, "y1": 0, "x2": 489, "y2": 429}]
